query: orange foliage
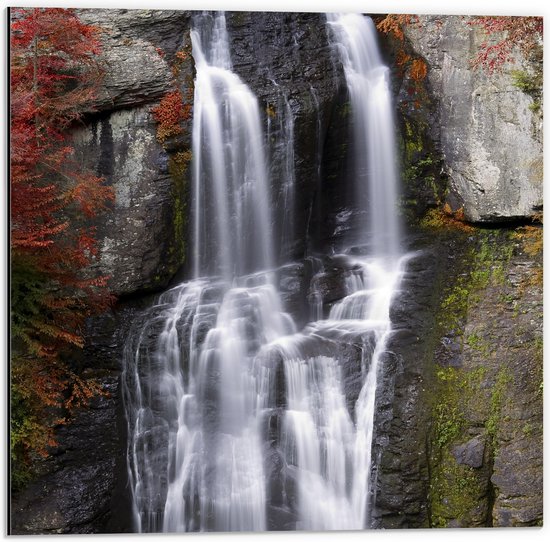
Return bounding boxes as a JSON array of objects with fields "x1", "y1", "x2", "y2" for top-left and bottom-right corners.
[
  {"x1": 175, "y1": 50, "x2": 189, "y2": 61},
  {"x1": 410, "y1": 58, "x2": 428, "y2": 81},
  {"x1": 422, "y1": 205, "x2": 475, "y2": 232},
  {"x1": 152, "y1": 88, "x2": 192, "y2": 144},
  {"x1": 376, "y1": 14, "x2": 418, "y2": 41},
  {"x1": 511, "y1": 225, "x2": 543, "y2": 257},
  {"x1": 396, "y1": 49, "x2": 412, "y2": 67},
  {"x1": 376, "y1": 14, "x2": 427, "y2": 104}
]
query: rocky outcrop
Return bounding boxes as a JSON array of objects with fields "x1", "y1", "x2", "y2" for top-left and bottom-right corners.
[
  {"x1": 468, "y1": 251, "x2": 543, "y2": 527},
  {"x1": 403, "y1": 16, "x2": 543, "y2": 223},
  {"x1": 77, "y1": 10, "x2": 191, "y2": 113},
  {"x1": 373, "y1": 226, "x2": 543, "y2": 528},
  {"x1": 71, "y1": 10, "x2": 194, "y2": 297},
  {"x1": 72, "y1": 107, "x2": 187, "y2": 296}
]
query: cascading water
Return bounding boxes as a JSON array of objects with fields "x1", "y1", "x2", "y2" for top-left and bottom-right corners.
[
  {"x1": 191, "y1": 13, "x2": 274, "y2": 278},
  {"x1": 327, "y1": 12, "x2": 401, "y2": 261},
  {"x1": 266, "y1": 79, "x2": 297, "y2": 262},
  {"x1": 122, "y1": 11, "x2": 405, "y2": 533},
  {"x1": 124, "y1": 13, "x2": 293, "y2": 533}
]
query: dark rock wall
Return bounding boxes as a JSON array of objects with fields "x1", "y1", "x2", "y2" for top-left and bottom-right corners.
[
  {"x1": 372, "y1": 227, "x2": 543, "y2": 528},
  {"x1": 371, "y1": 239, "x2": 446, "y2": 528},
  {"x1": 10, "y1": 375, "x2": 119, "y2": 534},
  {"x1": 10, "y1": 299, "x2": 156, "y2": 534},
  {"x1": 226, "y1": 11, "x2": 343, "y2": 260}
]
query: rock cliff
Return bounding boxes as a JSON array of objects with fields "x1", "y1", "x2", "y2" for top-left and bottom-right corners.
[
  {"x1": 403, "y1": 15, "x2": 543, "y2": 223},
  {"x1": 372, "y1": 226, "x2": 542, "y2": 528},
  {"x1": 73, "y1": 9, "x2": 194, "y2": 296}
]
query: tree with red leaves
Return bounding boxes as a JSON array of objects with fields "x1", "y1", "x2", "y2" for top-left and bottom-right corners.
[
  {"x1": 469, "y1": 16, "x2": 543, "y2": 73},
  {"x1": 10, "y1": 7, "x2": 114, "y2": 487}
]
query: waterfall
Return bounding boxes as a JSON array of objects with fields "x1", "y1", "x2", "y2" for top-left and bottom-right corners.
[
  {"x1": 327, "y1": 13, "x2": 401, "y2": 261},
  {"x1": 266, "y1": 78, "x2": 297, "y2": 263},
  {"x1": 122, "y1": 11, "x2": 404, "y2": 533},
  {"x1": 191, "y1": 13, "x2": 274, "y2": 278}
]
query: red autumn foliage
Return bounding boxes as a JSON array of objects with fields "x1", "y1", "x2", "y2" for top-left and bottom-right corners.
[
  {"x1": 468, "y1": 16, "x2": 543, "y2": 73},
  {"x1": 152, "y1": 89, "x2": 192, "y2": 143},
  {"x1": 10, "y1": 8, "x2": 114, "y2": 474},
  {"x1": 377, "y1": 14, "x2": 542, "y2": 76}
]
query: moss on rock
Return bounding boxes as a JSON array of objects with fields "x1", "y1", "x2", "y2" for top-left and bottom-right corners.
[{"x1": 424, "y1": 227, "x2": 543, "y2": 527}]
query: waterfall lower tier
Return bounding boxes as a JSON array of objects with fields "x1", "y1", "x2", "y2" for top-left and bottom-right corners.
[{"x1": 122, "y1": 257, "x2": 404, "y2": 532}]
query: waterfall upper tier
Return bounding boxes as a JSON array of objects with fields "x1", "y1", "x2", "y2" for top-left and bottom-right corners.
[
  {"x1": 191, "y1": 13, "x2": 274, "y2": 279},
  {"x1": 327, "y1": 13, "x2": 401, "y2": 261}
]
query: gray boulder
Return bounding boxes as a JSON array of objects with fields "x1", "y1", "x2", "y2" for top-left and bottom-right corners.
[
  {"x1": 451, "y1": 436, "x2": 486, "y2": 469},
  {"x1": 404, "y1": 16, "x2": 543, "y2": 222}
]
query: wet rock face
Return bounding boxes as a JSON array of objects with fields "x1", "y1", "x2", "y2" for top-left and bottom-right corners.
[
  {"x1": 372, "y1": 236, "x2": 445, "y2": 528},
  {"x1": 374, "y1": 228, "x2": 543, "y2": 529},
  {"x1": 471, "y1": 254, "x2": 543, "y2": 527},
  {"x1": 10, "y1": 300, "x2": 155, "y2": 535},
  {"x1": 226, "y1": 11, "x2": 342, "y2": 260},
  {"x1": 10, "y1": 376, "x2": 122, "y2": 534},
  {"x1": 404, "y1": 16, "x2": 543, "y2": 222}
]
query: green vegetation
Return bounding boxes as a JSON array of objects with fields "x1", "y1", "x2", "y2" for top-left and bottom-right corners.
[
  {"x1": 511, "y1": 69, "x2": 541, "y2": 93},
  {"x1": 428, "y1": 232, "x2": 518, "y2": 527},
  {"x1": 510, "y1": 69, "x2": 542, "y2": 114},
  {"x1": 340, "y1": 101, "x2": 352, "y2": 118},
  {"x1": 437, "y1": 233, "x2": 513, "y2": 336},
  {"x1": 485, "y1": 368, "x2": 512, "y2": 443},
  {"x1": 400, "y1": 116, "x2": 447, "y2": 221},
  {"x1": 433, "y1": 401, "x2": 463, "y2": 449},
  {"x1": 465, "y1": 332, "x2": 490, "y2": 356},
  {"x1": 430, "y1": 452, "x2": 484, "y2": 528},
  {"x1": 429, "y1": 365, "x2": 490, "y2": 528}
]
